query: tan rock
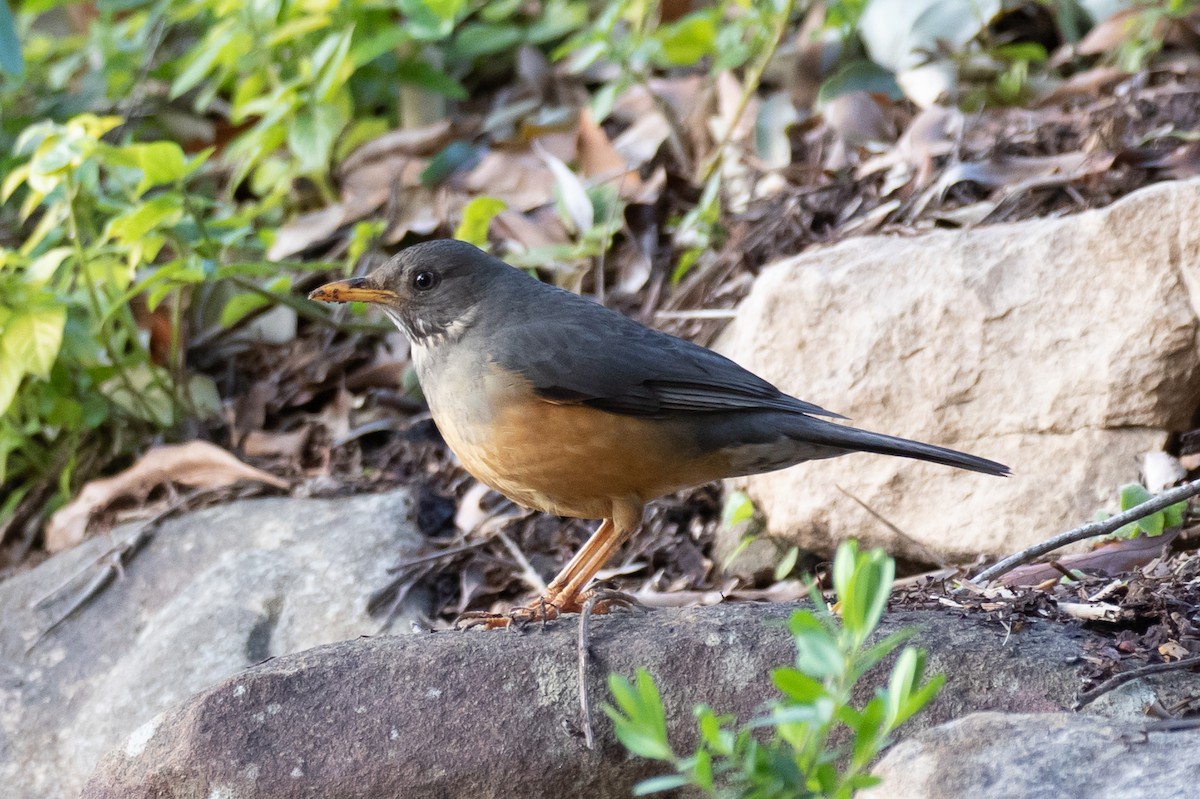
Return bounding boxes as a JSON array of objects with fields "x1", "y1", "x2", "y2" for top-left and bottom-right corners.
[{"x1": 718, "y1": 179, "x2": 1200, "y2": 561}]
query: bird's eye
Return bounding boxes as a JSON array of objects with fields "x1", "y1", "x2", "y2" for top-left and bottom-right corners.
[{"x1": 412, "y1": 270, "x2": 440, "y2": 292}]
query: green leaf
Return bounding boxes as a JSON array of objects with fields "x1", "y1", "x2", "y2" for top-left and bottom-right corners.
[
  {"x1": 106, "y1": 195, "x2": 183, "y2": 244},
  {"x1": 170, "y1": 22, "x2": 235, "y2": 100},
  {"x1": 1164, "y1": 500, "x2": 1186, "y2": 528},
  {"x1": 605, "y1": 670, "x2": 674, "y2": 761},
  {"x1": 421, "y1": 140, "x2": 483, "y2": 185},
  {"x1": 1136, "y1": 511, "x2": 1165, "y2": 537},
  {"x1": 2, "y1": 306, "x2": 66, "y2": 378},
  {"x1": 1119, "y1": 483, "x2": 1153, "y2": 511},
  {"x1": 394, "y1": 58, "x2": 468, "y2": 99},
  {"x1": 655, "y1": 11, "x2": 717, "y2": 66},
  {"x1": 0, "y1": 352, "x2": 22, "y2": 418},
  {"x1": 312, "y1": 28, "x2": 355, "y2": 101},
  {"x1": 0, "y1": 0, "x2": 23, "y2": 78},
  {"x1": 850, "y1": 696, "x2": 888, "y2": 768},
  {"x1": 266, "y1": 14, "x2": 332, "y2": 47},
  {"x1": 721, "y1": 489, "x2": 755, "y2": 528},
  {"x1": 793, "y1": 625, "x2": 844, "y2": 679},
  {"x1": 455, "y1": 196, "x2": 507, "y2": 247},
  {"x1": 288, "y1": 104, "x2": 345, "y2": 175},
  {"x1": 25, "y1": 248, "x2": 73, "y2": 287},
  {"x1": 817, "y1": 60, "x2": 904, "y2": 105},
  {"x1": 351, "y1": 26, "x2": 409, "y2": 66},
  {"x1": 771, "y1": 666, "x2": 826, "y2": 703},
  {"x1": 220, "y1": 291, "x2": 271, "y2": 328},
  {"x1": 129, "y1": 141, "x2": 192, "y2": 194},
  {"x1": 774, "y1": 545, "x2": 800, "y2": 582},
  {"x1": 632, "y1": 774, "x2": 691, "y2": 795},
  {"x1": 397, "y1": 0, "x2": 466, "y2": 39},
  {"x1": 451, "y1": 23, "x2": 525, "y2": 61}
]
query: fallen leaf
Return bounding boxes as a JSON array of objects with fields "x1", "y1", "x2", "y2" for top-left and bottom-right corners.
[
  {"x1": 45, "y1": 441, "x2": 289, "y2": 552},
  {"x1": 1159, "y1": 640, "x2": 1190, "y2": 661},
  {"x1": 611, "y1": 112, "x2": 672, "y2": 170},
  {"x1": 491, "y1": 207, "x2": 571, "y2": 251},
  {"x1": 463, "y1": 148, "x2": 558, "y2": 211},
  {"x1": 534, "y1": 140, "x2": 594, "y2": 233},
  {"x1": 338, "y1": 119, "x2": 455, "y2": 176},
  {"x1": 577, "y1": 107, "x2": 646, "y2": 200},
  {"x1": 1036, "y1": 66, "x2": 1127, "y2": 106},
  {"x1": 822, "y1": 90, "x2": 896, "y2": 148},
  {"x1": 1000, "y1": 528, "x2": 1181, "y2": 586},
  {"x1": 268, "y1": 205, "x2": 348, "y2": 261},
  {"x1": 242, "y1": 427, "x2": 311, "y2": 459}
]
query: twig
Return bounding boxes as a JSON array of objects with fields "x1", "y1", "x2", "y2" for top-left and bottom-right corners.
[
  {"x1": 972, "y1": 479, "x2": 1200, "y2": 585},
  {"x1": 577, "y1": 592, "x2": 604, "y2": 751},
  {"x1": 836, "y1": 486, "x2": 949, "y2": 569},
  {"x1": 1056, "y1": 601, "x2": 1126, "y2": 623},
  {"x1": 1075, "y1": 655, "x2": 1200, "y2": 710},
  {"x1": 497, "y1": 531, "x2": 548, "y2": 594},
  {"x1": 26, "y1": 486, "x2": 241, "y2": 652}
]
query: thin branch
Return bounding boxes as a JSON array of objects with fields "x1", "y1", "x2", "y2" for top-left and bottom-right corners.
[
  {"x1": 1075, "y1": 655, "x2": 1200, "y2": 710},
  {"x1": 577, "y1": 592, "x2": 603, "y2": 751},
  {"x1": 971, "y1": 479, "x2": 1200, "y2": 585}
]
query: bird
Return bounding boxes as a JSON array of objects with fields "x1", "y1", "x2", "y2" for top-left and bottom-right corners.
[{"x1": 309, "y1": 239, "x2": 1009, "y2": 627}]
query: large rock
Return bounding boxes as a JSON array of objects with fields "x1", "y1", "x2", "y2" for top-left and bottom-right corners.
[
  {"x1": 718, "y1": 178, "x2": 1200, "y2": 562},
  {"x1": 81, "y1": 604, "x2": 1165, "y2": 799},
  {"x1": 863, "y1": 711, "x2": 1200, "y2": 799},
  {"x1": 0, "y1": 490, "x2": 421, "y2": 799}
]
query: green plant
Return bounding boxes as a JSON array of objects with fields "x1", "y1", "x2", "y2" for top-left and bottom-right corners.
[
  {"x1": 0, "y1": 111, "x2": 287, "y2": 522},
  {"x1": 1096, "y1": 482, "x2": 1187, "y2": 539},
  {"x1": 1114, "y1": 0, "x2": 1200, "y2": 73},
  {"x1": 607, "y1": 540, "x2": 943, "y2": 798},
  {"x1": 559, "y1": 0, "x2": 802, "y2": 280}
]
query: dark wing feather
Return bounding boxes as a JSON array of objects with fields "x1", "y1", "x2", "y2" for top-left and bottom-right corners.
[{"x1": 491, "y1": 285, "x2": 844, "y2": 420}]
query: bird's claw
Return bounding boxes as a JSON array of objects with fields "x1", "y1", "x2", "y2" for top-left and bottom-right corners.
[{"x1": 452, "y1": 588, "x2": 642, "y2": 631}]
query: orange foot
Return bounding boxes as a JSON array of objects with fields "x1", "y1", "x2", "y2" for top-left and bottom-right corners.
[{"x1": 453, "y1": 588, "x2": 642, "y2": 631}]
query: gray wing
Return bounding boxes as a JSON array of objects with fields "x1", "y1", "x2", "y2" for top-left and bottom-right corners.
[{"x1": 491, "y1": 286, "x2": 844, "y2": 420}]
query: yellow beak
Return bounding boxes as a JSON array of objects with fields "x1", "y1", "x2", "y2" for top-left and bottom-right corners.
[{"x1": 308, "y1": 277, "x2": 398, "y2": 305}]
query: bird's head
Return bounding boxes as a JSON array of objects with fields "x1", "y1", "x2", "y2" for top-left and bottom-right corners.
[{"x1": 308, "y1": 240, "x2": 506, "y2": 344}]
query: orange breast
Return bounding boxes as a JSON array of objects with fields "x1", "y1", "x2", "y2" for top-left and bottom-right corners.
[{"x1": 431, "y1": 368, "x2": 734, "y2": 520}]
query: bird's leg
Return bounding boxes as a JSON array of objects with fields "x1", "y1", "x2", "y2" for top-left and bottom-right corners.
[
  {"x1": 540, "y1": 518, "x2": 629, "y2": 612},
  {"x1": 454, "y1": 517, "x2": 637, "y2": 631}
]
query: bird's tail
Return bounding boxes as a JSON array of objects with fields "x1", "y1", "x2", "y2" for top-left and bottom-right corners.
[{"x1": 793, "y1": 417, "x2": 1010, "y2": 477}]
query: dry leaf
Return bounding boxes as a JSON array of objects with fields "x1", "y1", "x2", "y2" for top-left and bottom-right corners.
[
  {"x1": 612, "y1": 113, "x2": 672, "y2": 170},
  {"x1": 338, "y1": 119, "x2": 454, "y2": 176},
  {"x1": 823, "y1": 91, "x2": 896, "y2": 148},
  {"x1": 491, "y1": 208, "x2": 571, "y2": 250},
  {"x1": 268, "y1": 205, "x2": 348, "y2": 261},
  {"x1": 534, "y1": 140, "x2": 594, "y2": 233},
  {"x1": 577, "y1": 107, "x2": 646, "y2": 200},
  {"x1": 1159, "y1": 640, "x2": 1190, "y2": 661},
  {"x1": 242, "y1": 428, "x2": 311, "y2": 459},
  {"x1": 463, "y1": 148, "x2": 557, "y2": 211},
  {"x1": 45, "y1": 441, "x2": 289, "y2": 552},
  {"x1": 999, "y1": 528, "x2": 1181, "y2": 586}
]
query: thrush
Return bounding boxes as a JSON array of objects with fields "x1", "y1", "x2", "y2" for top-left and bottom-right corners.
[{"x1": 310, "y1": 240, "x2": 1008, "y2": 627}]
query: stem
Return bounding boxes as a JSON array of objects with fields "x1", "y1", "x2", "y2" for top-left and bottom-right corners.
[
  {"x1": 972, "y1": 478, "x2": 1200, "y2": 584},
  {"x1": 696, "y1": 0, "x2": 800, "y2": 185},
  {"x1": 64, "y1": 177, "x2": 162, "y2": 425}
]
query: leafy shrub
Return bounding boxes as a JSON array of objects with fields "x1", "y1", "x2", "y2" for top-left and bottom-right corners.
[{"x1": 607, "y1": 541, "x2": 942, "y2": 798}]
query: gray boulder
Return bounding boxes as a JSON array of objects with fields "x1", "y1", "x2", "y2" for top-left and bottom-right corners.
[
  {"x1": 0, "y1": 490, "x2": 420, "y2": 799},
  {"x1": 82, "y1": 604, "x2": 1132, "y2": 799}
]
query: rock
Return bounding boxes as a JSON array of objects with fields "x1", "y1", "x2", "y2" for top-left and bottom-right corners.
[
  {"x1": 0, "y1": 490, "x2": 421, "y2": 799},
  {"x1": 717, "y1": 178, "x2": 1200, "y2": 562},
  {"x1": 863, "y1": 711, "x2": 1200, "y2": 799},
  {"x1": 81, "y1": 604, "x2": 1161, "y2": 799}
]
